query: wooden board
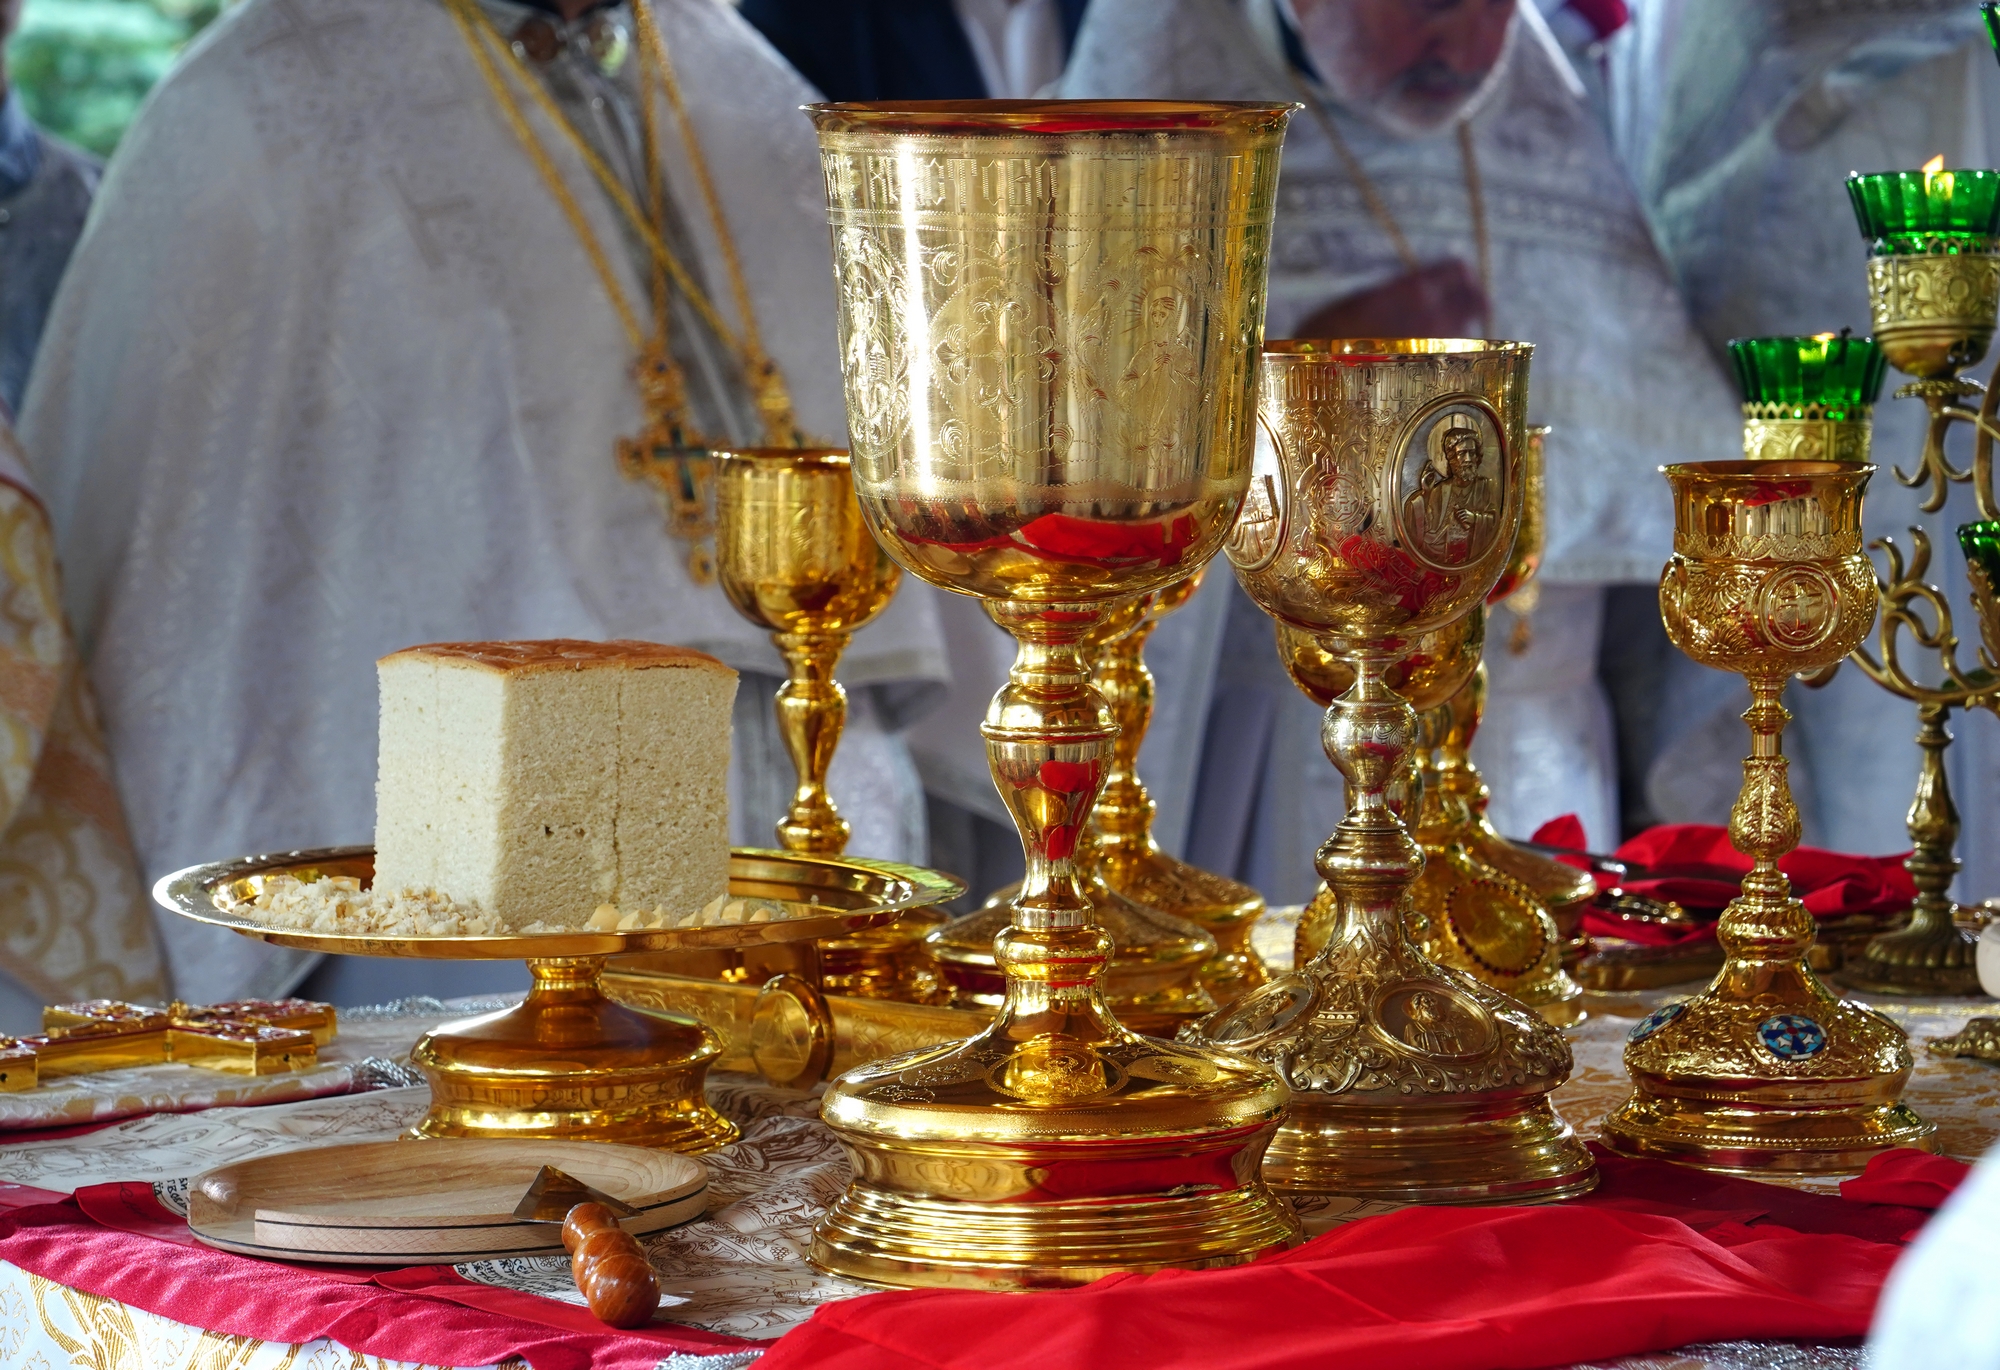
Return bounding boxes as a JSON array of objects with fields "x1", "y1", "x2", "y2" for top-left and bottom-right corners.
[{"x1": 188, "y1": 1138, "x2": 707, "y2": 1264}]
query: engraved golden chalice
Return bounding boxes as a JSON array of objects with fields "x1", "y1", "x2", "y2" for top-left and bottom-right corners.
[
  {"x1": 1194, "y1": 339, "x2": 1595, "y2": 1204},
  {"x1": 1092, "y1": 569, "x2": 1270, "y2": 1007},
  {"x1": 1602, "y1": 460, "x2": 1936, "y2": 1172},
  {"x1": 804, "y1": 99, "x2": 1301, "y2": 1289},
  {"x1": 709, "y1": 447, "x2": 946, "y2": 1001}
]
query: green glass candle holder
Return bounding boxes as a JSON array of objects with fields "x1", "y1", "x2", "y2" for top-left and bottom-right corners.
[
  {"x1": 1732, "y1": 334, "x2": 1883, "y2": 462},
  {"x1": 1729, "y1": 334, "x2": 1886, "y2": 419},
  {"x1": 1848, "y1": 169, "x2": 2000, "y2": 255},
  {"x1": 1984, "y1": 4, "x2": 1999, "y2": 62},
  {"x1": 1961, "y1": 520, "x2": 2000, "y2": 588},
  {"x1": 1960, "y1": 521, "x2": 2000, "y2": 670}
]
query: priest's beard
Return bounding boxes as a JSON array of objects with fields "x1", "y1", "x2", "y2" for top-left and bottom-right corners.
[{"x1": 1288, "y1": 0, "x2": 1517, "y2": 139}]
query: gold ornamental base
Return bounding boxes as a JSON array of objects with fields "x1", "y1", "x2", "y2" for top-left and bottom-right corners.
[
  {"x1": 1839, "y1": 917, "x2": 1981, "y2": 997},
  {"x1": 811, "y1": 1015, "x2": 1299, "y2": 1290},
  {"x1": 1266, "y1": 1097, "x2": 1596, "y2": 1204},
  {"x1": 411, "y1": 956, "x2": 740, "y2": 1152},
  {"x1": 813, "y1": 1118, "x2": 1295, "y2": 1290}
]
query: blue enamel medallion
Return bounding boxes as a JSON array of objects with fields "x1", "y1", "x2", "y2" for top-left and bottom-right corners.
[
  {"x1": 1757, "y1": 1014, "x2": 1828, "y2": 1059},
  {"x1": 1628, "y1": 1001, "x2": 1687, "y2": 1043}
]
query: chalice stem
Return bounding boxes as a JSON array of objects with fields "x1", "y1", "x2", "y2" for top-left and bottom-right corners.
[
  {"x1": 1719, "y1": 677, "x2": 1810, "y2": 957},
  {"x1": 1092, "y1": 612, "x2": 1157, "y2": 833},
  {"x1": 983, "y1": 602, "x2": 1124, "y2": 1038},
  {"x1": 1902, "y1": 702, "x2": 1962, "y2": 940},
  {"x1": 1315, "y1": 647, "x2": 1424, "y2": 951},
  {"x1": 773, "y1": 630, "x2": 851, "y2": 855}
]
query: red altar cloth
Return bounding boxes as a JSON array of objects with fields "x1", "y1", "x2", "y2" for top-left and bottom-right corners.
[
  {"x1": 0, "y1": 1148, "x2": 1964, "y2": 1370},
  {"x1": 1530, "y1": 819, "x2": 1916, "y2": 946}
]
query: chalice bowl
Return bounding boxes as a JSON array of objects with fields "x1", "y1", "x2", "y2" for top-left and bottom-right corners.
[
  {"x1": 713, "y1": 447, "x2": 944, "y2": 1000},
  {"x1": 1194, "y1": 339, "x2": 1595, "y2": 1203},
  {"x1": 1602, "y1": 460, "x2": 1936, "y2": 1171},
  {"x1": 805, "y1": 100, "x2": 1301, "y2": 1289}
]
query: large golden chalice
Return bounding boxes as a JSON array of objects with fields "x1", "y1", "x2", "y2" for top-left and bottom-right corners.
[
  {"x1": 1092, "y1": 570, "x2": 1271, "y2": 1007},
  {"x1": 709, "y1": 447, "x2": 945, "y2": 1001},
  {"x1": 1602, "y1": 460, "x2": 1936, "y2": 1171},
  {"x1": 804, "y1": 99, "x2": 1301, "y2": 1289},
  {"x1": 1194, "y1": 339, "x2": 1595, "y2": 1204}
]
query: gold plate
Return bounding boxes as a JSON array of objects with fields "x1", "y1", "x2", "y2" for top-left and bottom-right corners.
[
  {"x1": 155, "y1": 846, "x2": 954, "y2": 957},
  {"x1": 154, "y1": 847, "x2": 962, "y2": 1151},
  {"x1": 189, "y1": 1138, "x2": 706, "y2": 1263}
]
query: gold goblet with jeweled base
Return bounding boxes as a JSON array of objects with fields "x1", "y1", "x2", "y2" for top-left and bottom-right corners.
[
  {"x1": 1195, "y1": 339, "x2": 1595, "y2": 1204},
  {"x1": 1091, "y1": 570, "x2": 1271, "y2": 1007},
  {"x1": 804, "y1": 100, "x2": 1301, "y2": 1290},
  {"x1": 1602, "y1": 461, "x2": 1936, "y2": 1172},
  {"x1": 710, "y1": 447, "x2": 946, "y2": 1001}
]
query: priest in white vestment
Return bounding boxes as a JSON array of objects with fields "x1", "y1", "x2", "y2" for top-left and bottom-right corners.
[
  {"x1": 1611, "y1": 0, "x2": 2000, "y2": 887},
  {"x1": 19, "y1": 0, "x2": 947, "y2": 1002},
  {"x1": 1057, "y1": 0, "x2": 1740, "y2": 899}
]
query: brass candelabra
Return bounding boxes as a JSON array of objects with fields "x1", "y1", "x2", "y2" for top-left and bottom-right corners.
[{"x1": 1838, "y1": 240, "x2": 2000, "y2": 995}]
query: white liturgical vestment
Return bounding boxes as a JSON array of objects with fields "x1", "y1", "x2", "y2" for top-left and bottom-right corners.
[
  {"x1": 1055, "y1": 0, "x2": 1740, "y2": 893},
  {"x1": 19, "y1": 0, "x2": 947, "y2": 1001}
]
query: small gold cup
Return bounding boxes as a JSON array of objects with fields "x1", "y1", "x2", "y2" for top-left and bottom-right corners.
[
  {"x1": 712, "y1": 448, "x2": 948, "y2": 1003},
  {"x1": 1193, "y1": 338, "x2": 1595, "y2": 1204},
  {"x1": 1601, "y1": 460, "x2": 1936, "y2": 1172}
]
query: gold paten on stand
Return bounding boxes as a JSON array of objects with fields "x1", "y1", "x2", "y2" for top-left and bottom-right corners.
[
  {"x1": 1196, "y1": 338, "x2": 1595, "y2": 1205},
  {"x1": 1091, "y1": 570, "x2": 1271, "y2": 1007},
  {"x1": 804, "y1": 99, "x2": 1301, "y2": 1290},
  {"x1": 1603, "y1": 461, "x2": 1936, "y2": 1172},
  {"x1": 156, "y1": 847, "x2": 958, "y2": 1151}
]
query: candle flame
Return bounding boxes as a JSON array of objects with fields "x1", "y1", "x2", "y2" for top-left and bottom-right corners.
[
  {"x1": 1924, "y1": 154, "x2": 1946, "y2": 174},
  {"x1": 1812, "y1": 332, "x2": 1838, "y2": 341}
]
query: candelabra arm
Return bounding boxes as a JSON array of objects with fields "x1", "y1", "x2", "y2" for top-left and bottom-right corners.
[
  {"x1": 1850, "y1": 531, "x2": 2000, "y2": 707},
  {"x1": 772, "y1": 631, "x2": 851, "y2": 855}
]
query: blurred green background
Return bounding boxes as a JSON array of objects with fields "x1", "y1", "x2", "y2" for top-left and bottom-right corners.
[{"x1": 12, "y1": 0, "x2": 224, "y2": 157}]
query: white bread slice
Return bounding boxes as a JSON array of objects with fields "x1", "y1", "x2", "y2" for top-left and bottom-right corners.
[{"x1": 373, "y1": 640, "x2": 735, "y2": 930}]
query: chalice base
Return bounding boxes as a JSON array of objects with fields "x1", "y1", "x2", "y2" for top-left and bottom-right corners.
[
  {"x1": 1603, "y1": 968, "x2": 1935, "y2": 1173},
  {"x1": 1096, "y1": 839, "x2": 1269, "y2": 1007},
  {"x1": 1838, "y1": 916, "x2": 1982, "y2": 997},
  {"x1": 811, "y1": 1029, "x2": 1298, "y2": 1289},
  {"x1": 1264, "y1": 1096, "x2": 1596, "y2": 1203},
  {"x1": 411, "y1": 959, "x2": 739, "y2": 1153},
  {"x1": 1601, "y1": 1080, "x2": 1935, "y2": 1174},
  {"x1": 1199, "y1": 925, "x2": 1596, "y2": 1205},
  {"x1": 934, "y1": 890, "x2": 1216, "y2": 1034}
]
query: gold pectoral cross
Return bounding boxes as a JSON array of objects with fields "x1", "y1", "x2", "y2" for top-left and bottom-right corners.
[{"x1": 617, "y1": 335, "x2": 720, "y2": 584}]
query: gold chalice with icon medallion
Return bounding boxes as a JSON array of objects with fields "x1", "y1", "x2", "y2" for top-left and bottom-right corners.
[
  {"x1": 804, "y1": 99, "x2": 1301, "y2": 1290},
  {"x1": 1193, "y1": 339, "x2": 1594, "y2": 1204},
  {"x1": 708, "y1": 447, "x2": 945, "y2": 1001},
  {"x1": 1602, "y1": 460, "x2": 1935, "y2": 1172}
]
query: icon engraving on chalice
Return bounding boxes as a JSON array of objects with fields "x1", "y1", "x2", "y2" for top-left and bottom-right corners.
[
  {"x1": 1369, "y1": 982, "x2": 1496, "y2": 1060},
  {"x1": 1394, "y1": 403, "x2": 1506, "y2": 572},
  {"x1": 1757, "y1": 565, "x2": 1839, "y2": 652},
  {"x1": 1227, "y1": 416, "x2": 1290, "y2": 571}
]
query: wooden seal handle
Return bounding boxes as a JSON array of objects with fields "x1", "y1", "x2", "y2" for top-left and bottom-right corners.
[{"x1": 562, "y1": 1201, "x2": 660, "y2": 1328}]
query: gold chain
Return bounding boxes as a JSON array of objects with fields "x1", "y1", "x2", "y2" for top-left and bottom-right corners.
[
  {"x1": 443, "y1": 0, "x2": 812, "y2": 582},
  {"x1": 1291, "y1": 73, "x2": 1493, "y2": 328}
]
